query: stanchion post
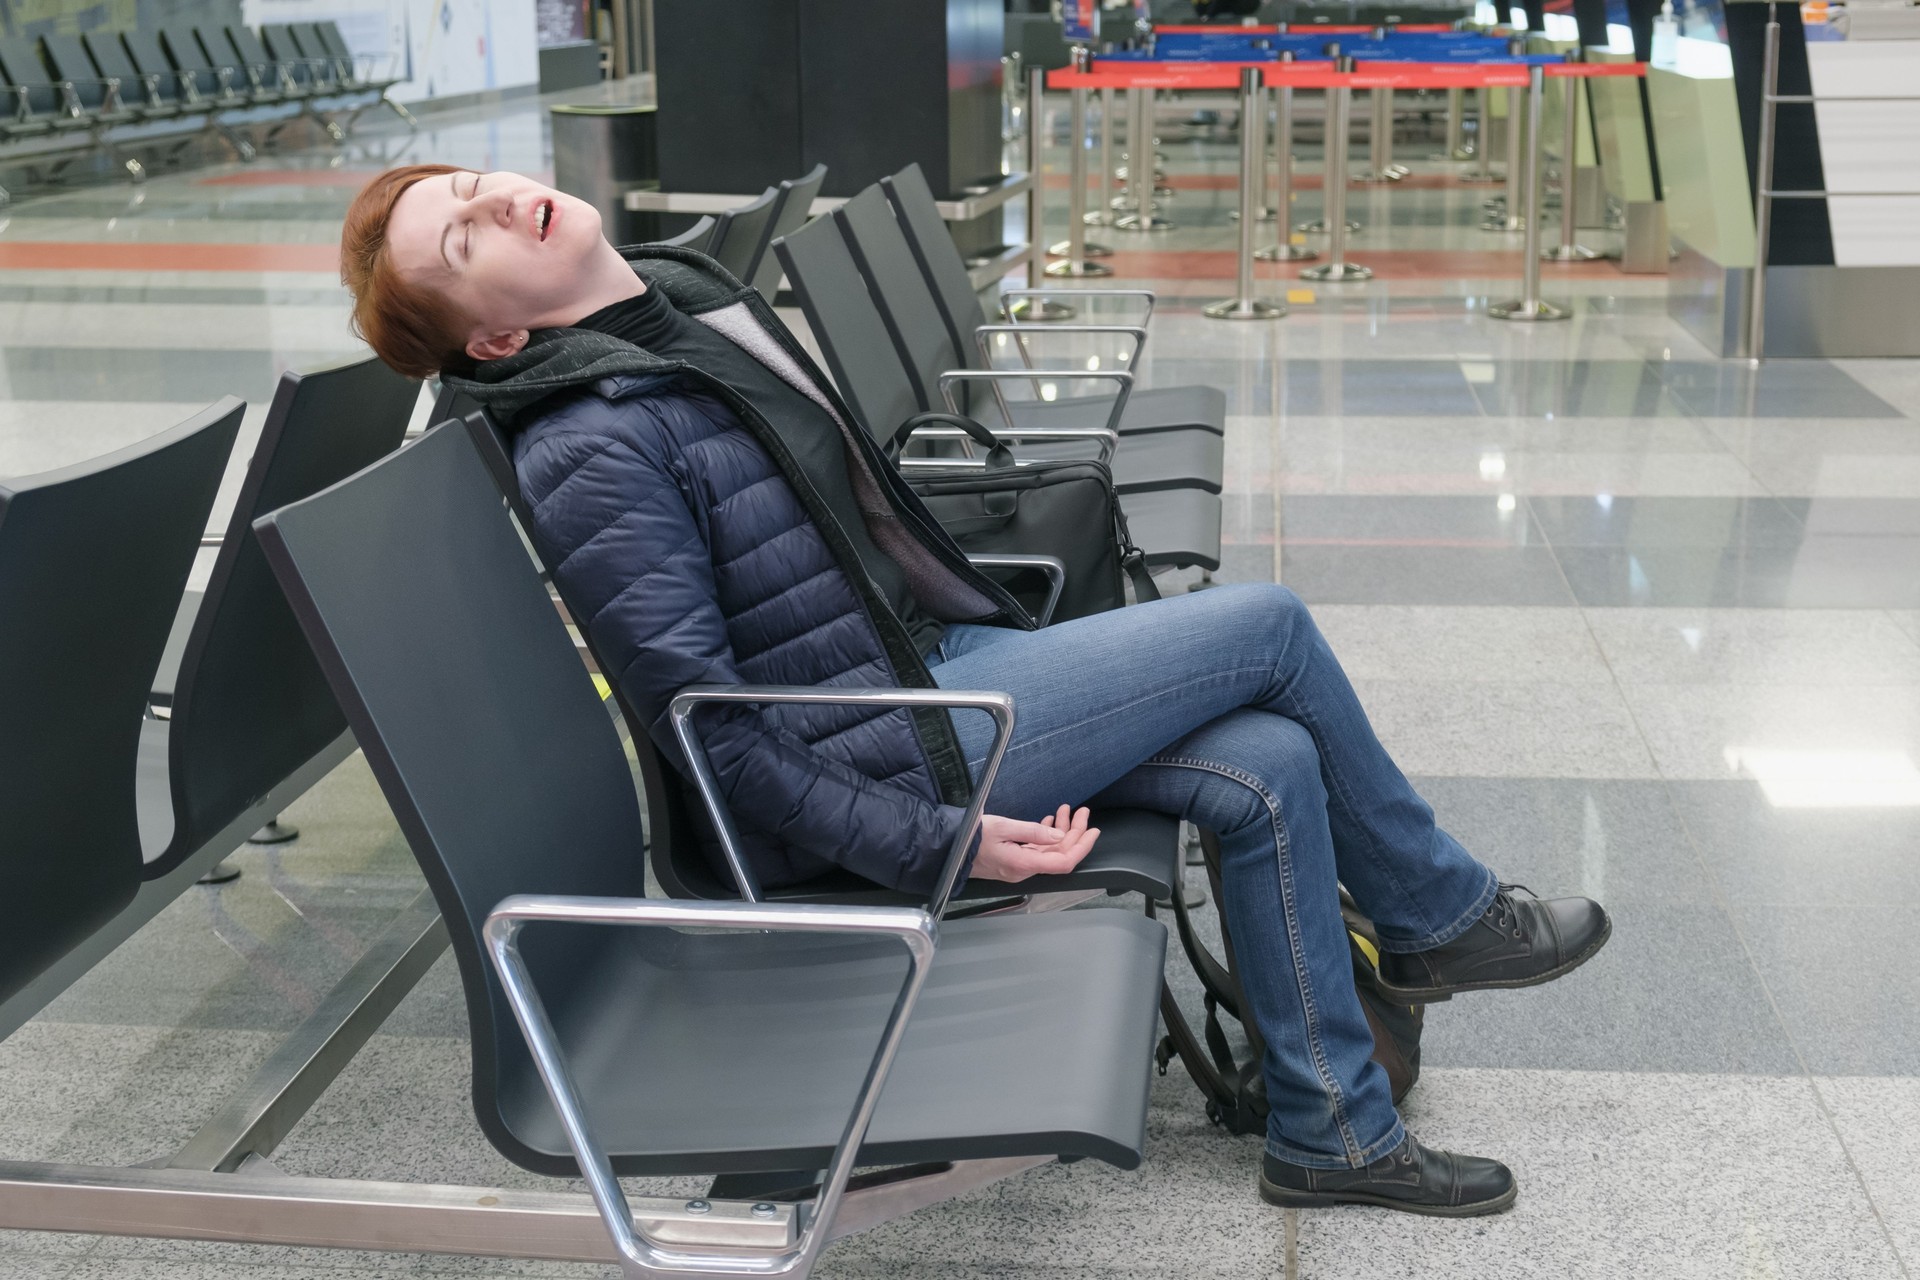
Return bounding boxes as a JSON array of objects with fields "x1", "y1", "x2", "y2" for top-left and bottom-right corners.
[
  {"x1": 1744, "y1": 16, "x2": 1780, "y2": 362},
  {"x1": 1012, "y1": 65, "x2": 1074, "y2": 322},
  {"x1": 1444, "y1": 86, "x2": 1470, "y2": 160},
  {"x1": 1484, "y1": 76, "x2": 1526, "y2": 230},
  {"x1": 1460, "y1": 82, "x2": 1501, "y2": 183},
  {"x1": 1542, "y1": 68, "x2": 1599, "y2": 262},
  {"x1": 1301, "y1": 59, "x2": 1373, "y2": 282},
  {"x1": 1047, "y1": 49, "x2": 1114, "y2": 273},
  {"x1": 1087, "y1": 86, "x2": 1118, "y2": 225},
  {"x1": 1206, "y1": 66, "x2": 1286, "y2": 320},
  {"x1": 1117, "y1": 84, "x2": 1175, "y2": 230},
  {"x1": 1357, "y1": 86, "x2": 1403, "y2": 182},
  {"x1": 1489, "y1": 64, "x2": 1568, "y2": 322},
  {"x1": 1257, "y1": 57, "x2": 1318, "y2": 262}
]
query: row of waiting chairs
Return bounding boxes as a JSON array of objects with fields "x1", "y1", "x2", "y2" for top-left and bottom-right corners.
[
  {"x1": 0, "y1": 343, "x2": 1170, "y2": 1271},
  {"x1": 771, "y1": 162, "x2": 1227, "y2": 577},
  {"x1": 0, "y1": 21, "x2": 406, "y2": 197}
]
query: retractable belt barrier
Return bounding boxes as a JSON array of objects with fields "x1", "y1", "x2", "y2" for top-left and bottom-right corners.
[{"x1": 1048, "y1": 57, "x2": 1646, "y2": 320}]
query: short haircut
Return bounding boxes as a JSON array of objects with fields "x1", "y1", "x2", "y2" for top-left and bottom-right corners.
[{"x1": 341, "y1": 163, "x2": 476, "y2": 379}]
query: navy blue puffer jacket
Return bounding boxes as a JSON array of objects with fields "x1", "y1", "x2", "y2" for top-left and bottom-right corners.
[{"x1": 448, "y1": 250, "x2": 1031, "y2": 895}]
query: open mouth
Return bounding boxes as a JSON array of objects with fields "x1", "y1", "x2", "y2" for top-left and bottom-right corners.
[{"x1": 536, "y1": 199, "x2": 554, "y2": 241}]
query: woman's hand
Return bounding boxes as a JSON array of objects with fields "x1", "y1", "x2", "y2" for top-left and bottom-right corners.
[{"x1": 971, "y1": 805, "x2": 1101, "y2": 883}]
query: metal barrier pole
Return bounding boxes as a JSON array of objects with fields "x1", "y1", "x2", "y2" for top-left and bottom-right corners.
[
  {"x1": 1484, "y1": 76, "x2": 1526, "y2": 230},
  {"x1": 1301, "y1": 61, "x2": 1372, "y2": 282},
  {"x1": 1460, "y1": 84, "x2": 1500, "y2": 183},
  {"x1": 1445, "y1": 86, "x2": 1470, "y2": 160},
  {"x1": 1014, "y1": 66, "x2": 1074, "y2": 322},
  {"x1": 1118, "y1": 85, "x2": 1175, "y2": 230},
  {"x1": 1087, "y1": 86, "x2": 1118, "y2": 225},
  {"x1": 1489, "y1": 65, "x2": 1568, "y2": 321},
  {"x1": 1207, "y1": 67, "x2": 1286, "y2": 319},
  {"x1": 1356, "y1": 86, "x2": 1402, "y2": 182},
  {"x1": 1542, "y1": 71, "x2": 1599, "y2": 261},
  {"x1": 1257, "y1": 59, "x2": 1318, "y2": 262},
  {"x1": 1745, "y1": 16, "x2": 1780, "y2": 362},
  {"x1": 1047, "y1": 51, "x2": 1113, "y2": 273},
  {"x1": 1295, "y1": 44, "x2": 1361, "y2": 235}
]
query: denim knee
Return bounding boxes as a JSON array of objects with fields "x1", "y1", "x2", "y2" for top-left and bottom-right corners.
[{"x1": 1154, "y1": 710, "x2": 1326, "y2": 842}]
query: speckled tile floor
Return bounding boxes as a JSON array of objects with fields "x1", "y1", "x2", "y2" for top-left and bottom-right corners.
[{"x1": 1, "y1": 79, "x2": 1916, "y2": 1280}]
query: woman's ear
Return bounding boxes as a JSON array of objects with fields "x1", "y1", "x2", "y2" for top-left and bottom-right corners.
[{"x1": 466, "y1": 329, "x2": 529, "y2": 362}]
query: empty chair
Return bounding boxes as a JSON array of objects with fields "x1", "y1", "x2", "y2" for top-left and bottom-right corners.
[
  {"x1": 649, "y1": 214, "x2": 715, "y2": 251},
  {"x1": 83, "y1": 31, "x2": 176, "y2": 118},
  {"x1": 261, "y1": 24, "x2": 328, "y2": 92},
  {"x1": 0, "y1": 37, "x2": 88, "y2": 133},
  {"x1": 834, "y1": 184, "x2": 1225, "y2": 497},
  {"x1": 120, "y1": 29, "x2": 201, "y2": 113},
  {"x1": 882, "y1": 163, "x2": 1229, "y2": 442},
  {"x1": 40, "y1": 35, "x2": 134, "y2": 122},
  {"x1": 705, "y1": 184, "x2": 779, "y2": 282},
  {"x1": 0, "y1": 400, "x2": 241, "y2": 1007},
  {"x1": 775, "y1": 211, "x2": 1221, "y2": 573},
  {"x1": 140, "y1": 355, "x2": 420, "y2": 877},
  {"x1": 160, "y1": 26, "x2": 243, "y2": 103},
  {"x1": 744, "y1": 162, "x2": 827, "y2": 301},
  {"x1": 253, "y1": 421, "x2": 1165, "y2": 1272},
  {"x1": 223, "y1": 26, "x2": 300, "y2": 99}
]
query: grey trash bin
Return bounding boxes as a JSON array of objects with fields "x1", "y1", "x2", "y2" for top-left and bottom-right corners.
[{"x1": 549, "y1": 102, "x2": 658, "y2": 245}]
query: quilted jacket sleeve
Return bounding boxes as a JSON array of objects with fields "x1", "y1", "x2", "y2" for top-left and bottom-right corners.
[{"x1": 516, "y1": 399, "x2": 971, "y2": 896}]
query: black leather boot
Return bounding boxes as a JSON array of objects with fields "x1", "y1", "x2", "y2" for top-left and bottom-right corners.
[
  {"x1": 1375, "y1": 883, "x2": 1610, "y2": 1002},
  {"x1": 1260, "y1": 1134, "x2": 1516, "y2": 1217}
]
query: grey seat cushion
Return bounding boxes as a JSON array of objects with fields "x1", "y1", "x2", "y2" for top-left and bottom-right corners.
[
  {"x1": 503, "y1": 908, "x2": 1168, "y2": 1175},
  {"x1": 1120, "y1": 488, "x2": 1223, "y2": 571}
]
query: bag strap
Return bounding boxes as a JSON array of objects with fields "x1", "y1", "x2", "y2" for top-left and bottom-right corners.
[{"x1": 890, "y1": 411, "x2": 1014, "y2": 469}]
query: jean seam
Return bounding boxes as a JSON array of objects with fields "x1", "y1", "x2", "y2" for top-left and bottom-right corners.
[
  {"x1": 963, "y1": 664, "x2": 1279, "y2": 770},
  {"x1": 1266, "y1": 1117, "x2": 1406, "y2": 1170},
  {"x1": 1147, "y1": 752, "x2": 1368, "y2": 1164},
  {"x1": 1370, "y1": 868, "x2": 1500, "y2": 954}
]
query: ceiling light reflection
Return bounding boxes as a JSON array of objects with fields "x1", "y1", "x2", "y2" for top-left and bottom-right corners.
[{"x1": 1723, "y1": 747, "x2": 1920, "y2": 809}]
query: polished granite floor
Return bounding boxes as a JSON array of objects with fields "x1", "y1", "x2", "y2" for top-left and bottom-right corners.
[{"x1": 1, "y1": 86, "x2": 1917, "y2": 1279}]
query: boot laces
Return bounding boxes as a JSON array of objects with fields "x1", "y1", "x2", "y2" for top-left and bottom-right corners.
[{"x1": 1490, "y1": 882, "x2": 1533, "y2": 934}]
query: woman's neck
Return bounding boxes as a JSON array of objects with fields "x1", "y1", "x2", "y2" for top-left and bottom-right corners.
[{"x1": 556, "y1": 240, "x2": 648, "y2": 325}]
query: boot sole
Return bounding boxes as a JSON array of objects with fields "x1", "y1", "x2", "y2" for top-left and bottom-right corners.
[
  {"x1": 1373, "y1": 914, "x2": 1612, "y2": 1003},
  {"x1": 1259, "y1": 1174, "x2": 1518, "y2": 1218}
]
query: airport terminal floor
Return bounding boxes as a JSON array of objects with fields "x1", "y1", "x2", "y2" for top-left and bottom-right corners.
[{"x1": 3, "y1": 82, "x2": 1920, "y2": 1280}]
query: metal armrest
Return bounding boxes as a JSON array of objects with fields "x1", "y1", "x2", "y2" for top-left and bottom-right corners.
[
  {"x1": 937, "y1": 368, "x2": 1134, "y2": 441},
  {"x1": 56, "y1": 80, "x2": 83, "y2": 119},
  {"x1": 138, "y1": 71, "x2": 163, "y2": 107},
  {"x1": 214, "y1": 66, "x2": 235, "y2": 97},
  {"x1": 899, "y1": 420, "x2": 1117, "y2": 467},
  {"x1": 484, "y1": 892, "x2": 934, "y2": 1280},
  {"x1": 1000, "y1": 287, "x2": 1157, "y2": 327},
  {"x1": 8, "y1": 84, "x2": 28, "y2": 123},
  {"x1": 975, "y1": 322, "x2": 1147, "y2": 374},
  {"x1": 967, "y1": 553, "x2": 1065, "y2": 627},
  {"x1": 98, "y1": 76, "x2": 124, "y2": 113},
  {"x1": 667, "y1": 685, "x2": 1014, "y2": 917}
]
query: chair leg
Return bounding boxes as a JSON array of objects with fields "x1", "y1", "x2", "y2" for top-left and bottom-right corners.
[
  {"x1": 197, "y1": 859, "x2": 242, "y2": 885},
  {"x1": 248, "y1": 818, "x2": 299, "y2": 845},
  {"x1": 382, "y1": 96, "x2": 418, "y2": 130}
]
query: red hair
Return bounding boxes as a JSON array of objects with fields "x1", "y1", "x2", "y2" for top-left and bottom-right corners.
[{"x1": 341, "y1": 164, "x2": 475, "y2": 379}]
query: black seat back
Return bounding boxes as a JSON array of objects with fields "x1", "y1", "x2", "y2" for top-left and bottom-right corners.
[
  {"x1": 882, "y1": 163, "x2": 992, "y2": 369},
  {"x1": 309, "y1": 21, "x2": 360, "y2": 82},
  {"x1": 254, "y1": 423, "x2": 648, "y2": 1170},
  {"x1": 82, "y1": 32, "x2": 144, "y2": 102},
  {"x1": 260, "y1": 25, "x2": 312, "y2": 84},
  {"x1": 40, "y1": 35, "x2": 108, "y2": 111},
  {"x1": 158, "y1": 26, "x2": 221, "y2": 96},
  {"x1": 706, "y1": 185, "x2": 779, "y2": 283},
  {"x1": 834, "y1": 184, "x2": 964, "y2": 411},
  {"x1": 773, "y1": 211, "x2": 923, "y2": 445},
  {"x1": 223, "y1": 25, "x2": 284, "y2": 92},
  {"x1": 0, "y1": 400, "x2": 241, "y2": 1007},
  {"x1": 151, "y1": 356, "x2": 420, "y2": 877},
  {"x1": 745, "y1": 162, "x2": 827, "y2": 301},
  {"x1": 119, "y1": 30, "x2": 186, "y2": 105},
  {"x1": 0, "y1": 38, "x2": 58, "y2": 117}
]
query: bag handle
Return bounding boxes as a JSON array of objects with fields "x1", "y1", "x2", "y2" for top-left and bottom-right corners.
[{"x1": 890, "y1": 411, "x2": 1015, "y2": 470}]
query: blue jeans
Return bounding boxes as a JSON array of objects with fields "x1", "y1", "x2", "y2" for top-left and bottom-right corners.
[{"x1": 925, "y1": 583, "x2": 1497, "y2": 1169}]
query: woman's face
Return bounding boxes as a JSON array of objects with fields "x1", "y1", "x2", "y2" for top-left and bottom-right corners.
[{"x1": 384, "y1": 169, "x2": 605, "y2": 358}]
